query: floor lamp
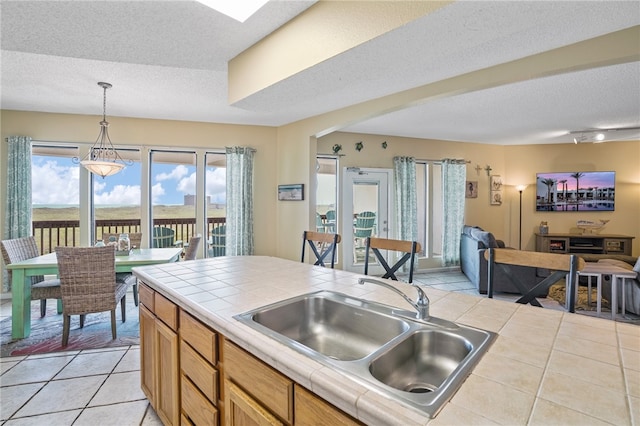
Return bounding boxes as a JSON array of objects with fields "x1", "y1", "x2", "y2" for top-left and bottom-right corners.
[{"x1": 516, "y1": 185, "x2": 528, "y2": 250}]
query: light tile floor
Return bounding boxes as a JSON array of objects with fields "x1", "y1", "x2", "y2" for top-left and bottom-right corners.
[
  {"x1": 0, "y1": 345, "x2": 161, "y2": 425},
  {"x1": 1, "y1": 269, "x2": 636, "y2": 424}
]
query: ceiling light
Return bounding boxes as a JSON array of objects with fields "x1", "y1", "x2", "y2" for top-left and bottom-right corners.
[
  {"x1": 195, "y1": 0, "x2": 269, "y2": 22},
  {"x1": 570, "y1": 127, "x2": 640, "y2": 144},
  {"x1": 75, "y1": 82, "x2": 128, "y2": 178}
]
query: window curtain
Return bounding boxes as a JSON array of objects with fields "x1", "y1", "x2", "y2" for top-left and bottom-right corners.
[
  {"x1": 3, "y1": 136, "x2": 33, "y2": 292},
  {"x1": 393, "y1": 157, "x2": 417, "y2": 271},
  {"x1": 441, "y1": 159, "x2": 466, "y2": 266},
  {"x1": 225, "y1": 147, "x2": 255, "y2": 256}
]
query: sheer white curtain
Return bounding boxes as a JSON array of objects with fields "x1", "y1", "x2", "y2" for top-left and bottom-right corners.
[
  {"x1": 441, "y1": 159, "x2": 466, "y2": 266},
  {"x1": 394, "y1": 156, "x2": 418, "y2": 272},
  {"x1": 394, "y1": 157, "x2": 417, "y2": 236},
  {"x1": 225, "y1": 147, "x2": 255, "y2": 256},
  {"x1": 4, "y1": 136, "x2": 33, "y2": 291}
]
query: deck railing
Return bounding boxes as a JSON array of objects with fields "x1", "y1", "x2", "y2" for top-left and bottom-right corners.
[{"x1": 32, "y1": 217, "x2": 226, "y2": 254}]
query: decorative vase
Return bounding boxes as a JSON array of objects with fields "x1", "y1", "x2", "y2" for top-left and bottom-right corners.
[{"x1": 118, "y1": 233, "x2": 131, "y2": 252}]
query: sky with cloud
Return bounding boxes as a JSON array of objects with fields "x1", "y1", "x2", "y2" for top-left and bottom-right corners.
[{"x1": 32, "y1": 156, "x2": 226, "y2": 206}]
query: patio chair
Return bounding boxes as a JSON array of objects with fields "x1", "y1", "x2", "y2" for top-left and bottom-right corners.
[
  {"x1": 183, "y1": 234, "x2": 202, "y2": 261},
  {"x1": 364, "y1": 237, "x2": 421, "y2": 283},
  {"x1": 353, "y1": 211, "x2": 376, "y2": 261},
  {"x1": 324, "y1": 209, "x2": 336, "y2": 233},
  {"x1": 103, "y1": 232, "x2": 143, "y2": 306},
  {"x1": 152, "y1": 227, "x2": 175, "y2": 248},
  {"x1": 55, "y1": 245, "x2": 127, "y2": 346},
  {"x1": 1, "y1": 236, "x2": 62, "y2": 317},
  {"x1": 301, "y1": 231, "x2": 341, "y2": 268},
  {"x1": 316, "y1": 212, "x2": 325, "y2": 232},
  {"x1": 209, "y1": 225, "x2": 226, "y2": 257}
]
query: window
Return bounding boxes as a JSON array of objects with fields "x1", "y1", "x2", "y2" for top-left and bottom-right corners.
[
  {"x1": 316, "y1": 156, "x2": 338, "y2": 234},
  {"x1": 416, "y1": 161, "x2": 443, "y2": 262},
  {"x1": 32, "y1": 145, "x2": 81, "y2": 253},
  {"x1": 92, "y1": 148, "x2": 141, "y2": 244},
  {"x1": 150, "y1": 150, "x2": 197, "y2": 248},
  {"x1": 205, "y1": 152, "x2": 226, "y2": 257}
]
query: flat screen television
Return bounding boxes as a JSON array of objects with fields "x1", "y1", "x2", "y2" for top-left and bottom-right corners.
[{"x1": 536, "y1": 171, "x2": 615, "y2": 212}]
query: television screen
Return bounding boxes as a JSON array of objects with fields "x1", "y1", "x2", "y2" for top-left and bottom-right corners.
[{"x1": 536, "y1": 171, "x2": 615, "y2": 212}]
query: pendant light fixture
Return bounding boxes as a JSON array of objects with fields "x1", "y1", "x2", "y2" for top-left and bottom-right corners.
[{"x1": 77, "y1": 82, "x2": 127, "y2": 178}]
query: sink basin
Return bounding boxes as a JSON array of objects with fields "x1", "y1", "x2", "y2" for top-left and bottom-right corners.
[
  {"x1": 234, "y1": 290, "x2": 496, "y2": 418},
  {"x1": 242, "y1": 292, "x2": 409, "y2": 360},
  {"x1": 369, "y1": 330, "x2": 472, "y2": 393}
]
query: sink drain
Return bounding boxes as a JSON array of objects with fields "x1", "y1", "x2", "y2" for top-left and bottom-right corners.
[{"x1": 402, "y1": 382, "x2": 437, "y2": 393}]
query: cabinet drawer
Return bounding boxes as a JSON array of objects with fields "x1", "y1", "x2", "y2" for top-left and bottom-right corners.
[
  {"x1": 180, "y1": 340, "x2": 218, "y2": 403},
  {"x1": 181, "y1": 375, "x2": 218, "y2": 426},
  {"x1": 223, "y1": 340, "x2": 293, "y2": 424},
  {"x1": 180, "y1": 310, "x2": 217, "y2": 364},
  {"x1": 139, "y1": 283, "x2": 154, "y2": 310},
  {"x1": 155, "y1": 292, "x2": 178, "y2": 331}
]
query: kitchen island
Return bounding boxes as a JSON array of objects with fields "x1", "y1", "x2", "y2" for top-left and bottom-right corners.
[{"x1": 133, "y1": 256, "x2": 639, "y2": 425}]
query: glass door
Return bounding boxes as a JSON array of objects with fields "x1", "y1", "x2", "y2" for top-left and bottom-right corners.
[{"x1": 341, "y1": 168, "x2": 390, "y2": 273}]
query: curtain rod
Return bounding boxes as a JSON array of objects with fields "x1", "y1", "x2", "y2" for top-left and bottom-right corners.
[{"x1": 419, "y1": 158, "x2": 470, "y2": 164}]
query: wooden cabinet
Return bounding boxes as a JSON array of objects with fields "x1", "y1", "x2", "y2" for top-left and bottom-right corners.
[
  {"x1": 223, "y1": 339, "x2": 294, "y2": 425},
  {"x1": 179, "y1": 310, "x2": 219, "y2": 425},
  {"x1": 225, "y1": 379, "x2": 284, "y2": 426},
  {"x1": 138, "y1": 283, "x2": 180, "y2": 426},
  {"x1": 294, "y1": 385, "x2": 362, "y2": 426},
  {"x1": 139, "y1": 282, "x2": 362, "y2": 426},
  {"x1": 536, "y1": 233, "x2": 633, "y2": 255}
]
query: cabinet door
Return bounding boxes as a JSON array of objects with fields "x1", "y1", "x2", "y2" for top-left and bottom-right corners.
[
  {"x1": 225, "y1": 379, "x2": 283, "y2": 426},
  {"x1": 295, "y1": 385, "x2": 362, "y2": 426},
  {"x1": 139, "y1": 305, "x2": 156, "y2": 405},
  {"x1": 156, "y1": 319, "x2": 180, "y2": 426}
]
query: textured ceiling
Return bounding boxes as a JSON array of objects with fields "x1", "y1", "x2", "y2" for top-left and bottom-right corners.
[{"x1": 1, "y1": 0, "x2": 639, "y2": 145}]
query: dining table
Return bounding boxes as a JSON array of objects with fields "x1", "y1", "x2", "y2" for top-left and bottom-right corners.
[{"x1": 6, "y1": 247, "x2": 184, "y2": 339}]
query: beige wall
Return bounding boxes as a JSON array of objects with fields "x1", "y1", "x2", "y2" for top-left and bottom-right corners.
[
  {"x1": 318, "y1": 133, "x2": 640, "y2": 256},
  {"x1": 0, "y1": 110, "x2": 279, "y2": 257},
  {"x1": 2, "y1": 110, "x2": 639, "y2": 283}
]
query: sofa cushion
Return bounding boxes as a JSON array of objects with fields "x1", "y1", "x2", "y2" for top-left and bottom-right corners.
[
  {"x1": 597, "y1": 259, "x2": 634, "y2": 271},
  {"x1": 469, "y1": 227, "x2": 498, "y2": 248},
  {"x1": 634, "y1": 257, "x2": 640, "y2": 273}
]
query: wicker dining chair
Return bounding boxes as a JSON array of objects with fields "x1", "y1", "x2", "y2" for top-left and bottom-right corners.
[
  {"x1": 1, "y1": 236, "x2": 62, "y2": 317},
  {"x1": 183, "y1": 234, "x2": 202, "y2": 261},
  {"x1": 55, "y1": 245, "x2": 127, "y2": 346},
  {"x1": 102, "y1": 232, "x2": 143, "y2": 306}
]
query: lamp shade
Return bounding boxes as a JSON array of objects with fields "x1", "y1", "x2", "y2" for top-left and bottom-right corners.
[{"x1": 80, "y1": 159, "x2": 125, "y2": 178}]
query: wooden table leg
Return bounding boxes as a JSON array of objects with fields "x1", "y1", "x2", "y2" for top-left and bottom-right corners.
[{"x1": 11, "y1": 269, "x2": 31, "y2": 339}]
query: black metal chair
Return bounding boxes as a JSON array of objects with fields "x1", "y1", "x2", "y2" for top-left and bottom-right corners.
[
  {"x1": 364, "y1": 237, "x2": 421, "y2": 283},
  {"x1": 485, "y1": 248, "x2": 585, "y2": 312},
  {"x1": 301, "y1": 231, "x2": 341, "y2": 268}
]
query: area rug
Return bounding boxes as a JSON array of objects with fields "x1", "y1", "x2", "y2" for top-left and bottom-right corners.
[
  {"x1": 547, "y1": 282, "x2": 610, "y2": 311},
  {"x1": 1, "y1": 296, "x2": 140, "y2": 357}
]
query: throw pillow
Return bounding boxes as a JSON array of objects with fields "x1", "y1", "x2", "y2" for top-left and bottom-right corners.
[{"x1": 469, "y1": 228, "x2": 498, "y2": 248}]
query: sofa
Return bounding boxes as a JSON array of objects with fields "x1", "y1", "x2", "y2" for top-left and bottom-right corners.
[{"x1": 460, "y1": 225, "x2": 548, "y2": 296}]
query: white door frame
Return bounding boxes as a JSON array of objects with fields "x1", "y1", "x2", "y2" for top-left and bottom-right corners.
[{"x1": 341, "y1": 167, "x2": 392, "y2": 273}]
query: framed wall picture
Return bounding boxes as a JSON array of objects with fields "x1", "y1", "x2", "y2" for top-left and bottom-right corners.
[
  {"x1": 278, "y1": 184, "x2": 304, "y2": 201},
  {"x1": 490, "y1": 175, "x2": 502, "y2": 205},
  {"x1": 465, "y1": 181, "x2": 478, "y2": 198}
]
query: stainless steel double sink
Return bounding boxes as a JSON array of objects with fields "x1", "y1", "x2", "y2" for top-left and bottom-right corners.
[{"x1": 234, "y1": 290, "x2": 496, "y2": 418}]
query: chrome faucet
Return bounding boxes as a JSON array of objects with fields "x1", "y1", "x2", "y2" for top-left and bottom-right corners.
[{"x1": 357, "y1": 278, "x2": 430, "y2": 320}]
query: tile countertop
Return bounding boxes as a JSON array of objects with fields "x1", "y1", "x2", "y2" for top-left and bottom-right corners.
[{"x1": 132, "y1": 256, "x2": 640, "y2": 426}]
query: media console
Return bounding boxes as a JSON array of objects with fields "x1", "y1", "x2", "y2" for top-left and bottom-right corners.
[{"x1": 536, "y1": 233, "x2": 634, "y2": 256}]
